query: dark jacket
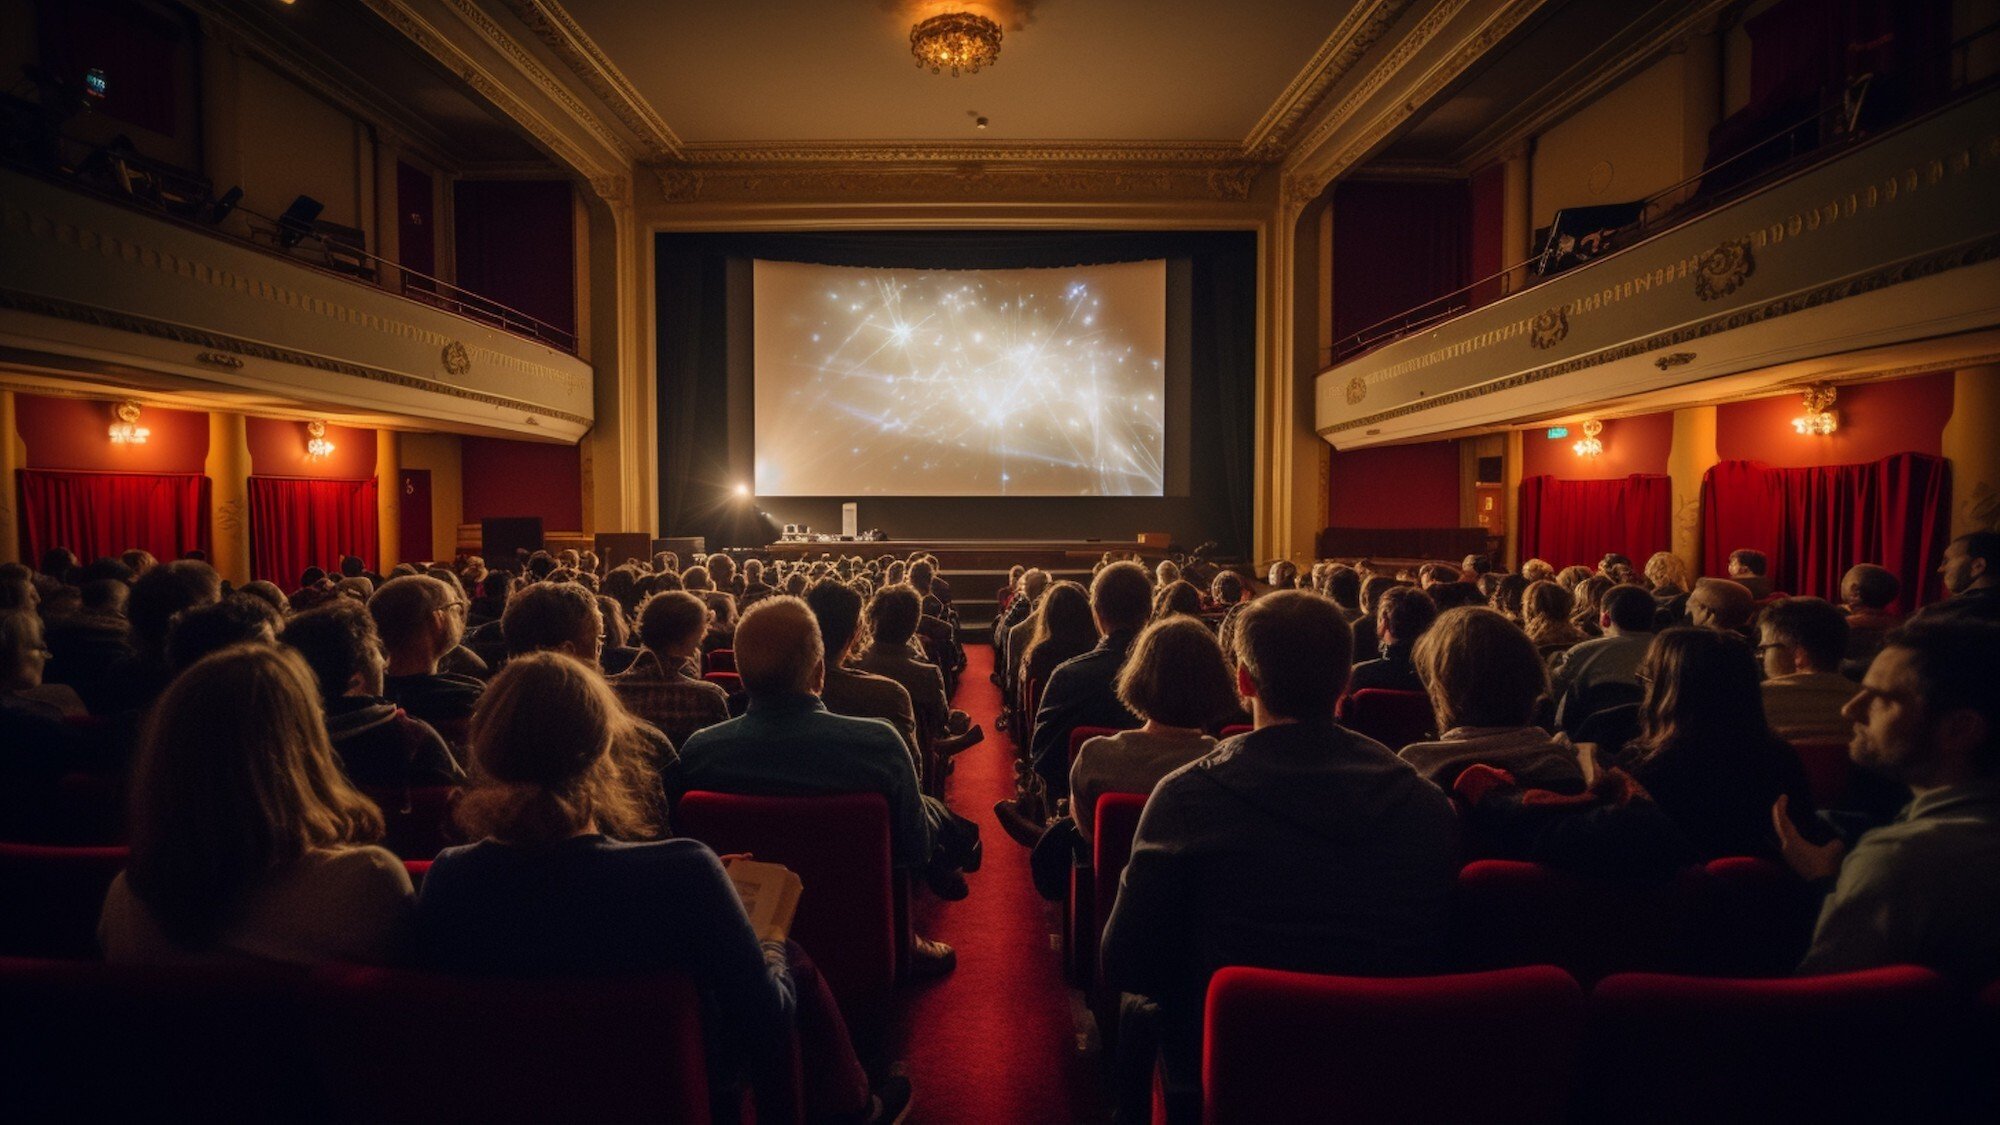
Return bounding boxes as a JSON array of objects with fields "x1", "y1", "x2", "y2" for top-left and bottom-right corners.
[
  {"x1": 324, "y1": 697, "x2": 463, "y2": 788},
  {"x1": 1346, "y1": 644, "x2": 1422, "y2": 694},
  {"x1": 42, "y1": 613, "x2": 134, "y2": 717},
  {"x1": 1027, "y1": 629, "x2": 1142, "y2": 794},
  {"x1": 382, "y1": 671, "x2": 486, "y2": 752}
]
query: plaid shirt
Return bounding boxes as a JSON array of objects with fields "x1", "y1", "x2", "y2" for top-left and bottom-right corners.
[{"x1": 611, "y1": 651, "x2": 731, "y2": 751}]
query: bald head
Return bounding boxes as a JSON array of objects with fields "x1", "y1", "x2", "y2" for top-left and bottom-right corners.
[
  {"x1": 734, "y1": 595, "x2": 824, "y2": 698},
  {"x1": 1689, "y1": 577, "x2": 1756, "y2": 631}
]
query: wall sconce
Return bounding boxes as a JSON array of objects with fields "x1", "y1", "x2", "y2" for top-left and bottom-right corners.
[
  {"x1": 1792, "y1": 384, "x2": 1838, "y2": 435},
  {"x1": 305, "y1": 419, "x2": 336, "y2": 459},
  {"x1": 107, "y1": 400, "x2": 150, "y2": 444},
  {"x1": 1572, "y1": 418, "x2": 1604, "y2": 457}
]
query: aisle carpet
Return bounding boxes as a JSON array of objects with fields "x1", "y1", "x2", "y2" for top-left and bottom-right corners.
[{"x1": 891, "y1": 644, "x2": 1108, "y2": 1124}]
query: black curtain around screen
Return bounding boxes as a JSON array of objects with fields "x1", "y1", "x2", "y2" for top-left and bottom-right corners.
[{"x1": 655, "y1": 230, "x2": 1257, "y2": 558}]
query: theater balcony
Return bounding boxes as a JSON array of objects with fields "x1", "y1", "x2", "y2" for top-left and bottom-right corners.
[
  {"x1": 0, "y1": 163, "x2": 594, "y2": 444},
  {"x1": 1316, "y1": 82, "x2": 2000, "y2": 450}
]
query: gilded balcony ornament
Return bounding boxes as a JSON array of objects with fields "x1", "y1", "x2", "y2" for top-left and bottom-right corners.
[
  {"x1": 1653, "y1": 351, "x2": 1696, "y2": 371},
  {"x1": 1695, "y1": 238, "x2": 1755, "y2": 301},
  {"x1": 1528, "y1": 307, "x2": 1569, "y2": 350},
  {"x1": 1346, "y1": 376, "x2": 1368, "y2": 405},
  {"x1": 442, "y1": 340, "x2": 472, "y2": 377}
]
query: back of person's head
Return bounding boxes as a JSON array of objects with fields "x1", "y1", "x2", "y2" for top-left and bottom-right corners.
[
  {"x1": 1522, "y1": 580, "x2": 1574, "y2": 631},
  {"x1": 1155, "y1": 560, "x2": 1182, "y2": 587},
  {"x1": 1555, "y1": 565, "x2": 1592, "y2": 591},
  {"x1": 865, "y1": 584, "x2": 922, "y2": 647},
  {"x1": 1429, "y1": 581, "x2": 1482, "y2": 610},
  {"x1": 1635, "y1": 627, "x2": 1770, "y2": 753},
  {"x1": 1601, "y1": 584, "x2": 1657, "y2": 633},
  {"x1": 1233, "y1": 590, "x2": 1351, "y2": 721},
  {"x1": 127, "y1": 645, "x2": 382, "y2": 947},
  {"x1": 681, "y1": 564, "x2": 713, "y2": 592},
  {"x1": 1116, "y1": 615, "x2": 1236, "y2": 729},
  {"x1": 1600, "y1": 553, "x2": 1632, "y2": 574},
  {"x1": 283, "y1": 600, "x2": 383, "y2": 702},
  {"x1": 39, "y1": 547, "x2": 79, "y2": 579},
  {"x1": 1020, "y1": 568, "x2": 1050, "y2": 599},
  {"x1": 1841, "y1": 563, "x2": 1901, "y2": 610},
  {"x1": 1, "y1": 611, "x2": 45, "y2": 690},
  {"x1": 1090, "y1": 561, "x2": 1155, "y2": 635},
  {"x1": 1360, "y1": 575, "x2": 1397, "y2": 616},
  {"x1": 1521, "y1": 558, "x2": 1555, "y2": 584},
  {"x1": 1491, "y1": 573, "x2": 1529, "y2": 620},
  {"x1": 1151, "y1": 579, "x2": 1203, "y2": 621},
  {"x1": 388, "y1": 564, "x2": 420, "y2": 581},
  {"x1": 121, "y1": 548, "x2": 159, "y2": 576},
  {"x1": 1414, "y1": 607, "x2": 1546, "y2": 731},
  {"x1": 503, "y1": 582, "x2": 603, "y2": 658},
  {"x1": 338, "y1": 555, "x2": 366, "y2": 578},
  {"x1": 1376, "y1": 585, "x2": 1439, "y2": 647},
  {"x1": 908, "y1": 560, "x2": 935, "y2": 592},
  {"x1": 734, "y1": 596, "x2": 823, "y2": 698},
  {"x1": 526, "y1": 551, "x2": 556, "y2": 581},
  {"x1": 166, "y1": 594, "x2": 282, "y2": 672},
  {"x1": 635, "y1": 590, "x2": 710, "y2": 655},
  {"x1": 1690, "y1": 577, "x2": 1756, "y2": 630},
  {"x1": 370, "y1": 575, "x2": 456, "y2": 658},
  {"x1": 1881, "y1": 619, "x2": 2000, "y2": 775},
  {"x1": 1761, "y1": 596, "x2": 1849, "y2": 671},
  {"x1": 81, "y1": 577, "x2": 129, "y2": 615},
  {"x1": 300, "y1": 566, "x2": 328, "y2": 589},
  {"x1": 456, "y1": 651, "x2": 660, "y2": 845},
  {"x1": 1213, "y1": 570, "x2": 1246, "y2": 605},
  {"x1": 597, "y1": 596, "x2": 629, "y2": 649},
  {"x1": 127, "y1": 560, "x2": 222, "y2": 655},
  {"x1": 801, "y1": 578, "x2": 862, "y2": 657},
  {"x1": 1267, "y1": 559, "x2": 1299, "y2": 589},
  {"x1": 707, "y1": 553, "x2": 737, "y2": 582},
  {"x1": 1728, "y1": 548, "x2": 1768, "y2": 576},
  {"x1": 1027, "y1": 581, "x2": 1095, "y2": 661},
  {"x1": 1643, "y1": 552, "x2": 1689, "y2": 590}
]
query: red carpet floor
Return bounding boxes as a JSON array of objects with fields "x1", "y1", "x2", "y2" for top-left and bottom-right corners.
[{"x1": 891, "y1": 644, "x2": 1108, "y2": 1124}]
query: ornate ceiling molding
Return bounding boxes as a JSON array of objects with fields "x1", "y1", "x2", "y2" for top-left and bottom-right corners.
[
  {"x1": 1240, "y1": 0, "x2": 1417, "y2": 160},
  {"x1": 675, "y1": 140, "x2": 1256, "y2": 167},
  {"x1": 650, "y1": 161, "x2": 1261, "y2": 205},
  {"x1": 499, "y1": 0, "x2": 685, "y2": 162}
]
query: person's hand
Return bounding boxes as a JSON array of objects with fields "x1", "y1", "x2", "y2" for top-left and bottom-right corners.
[{"x1": 1772, "y1": 795, "x2": 1846, "y2": 881}]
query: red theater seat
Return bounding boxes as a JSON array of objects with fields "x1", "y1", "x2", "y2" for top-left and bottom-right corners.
[
  {"x1": 1203, "y1": 965, "x2": 1585, "y2": 1124},
  {"x1": 1451, "y1": 860, "x2": 1686, "y2": 983},
  {"x1": 1336, "y1": 688, "x2": 1434, "y2": 750},
  {"x1": 706, "y1": 648, "x2": 736, "y2": 674},
  {"x1": 0, "y1": 956, "x2": 314, "y2": 1120},
  {"x1": 309, "y1": 962, "x2": 713, "y2": 1125},
  {"x1": 675, "y1": 791, "x2": 901, "y2": 1011},
  {"x1": 1681, "y1": 856, "x2": 1815, "y2": 977},
  {"x1": 1218, "y1": 724, "x2": 1251, "y2": 739},
  {"x1": 0, "y1": 770, "x2": 124, "y2": 845},
  {"x1": 1066, "y1": 790, "x2": 1149, "y2": 990},
  {"x1": 1584, "y1": 966, "x2": 1957, "y2": 1122},
  {"x1": 704, "y1": 670, "x2": 743, "y2": 693},
  {"x1": 363, "y1": 785, "x2": 459, "y2": 861},
  {"x1": 0, "y1": 842, "x2": 128, "y2": 958},
  {"x1": 1790, "y1": 739, "x2": 1854, "y2": 808}
]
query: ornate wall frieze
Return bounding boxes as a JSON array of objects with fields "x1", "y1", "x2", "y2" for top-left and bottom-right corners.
[
  {"x1": 675, "y1": 140, "x2": 1257, "y2": 167},
  {"x1": 649, "y1": 160, "x2": 1262, "y2": 203},
  {"x1": 1527, "y1": 307, "x2": 1568, "y2": 349},
  {"x1": 1241, "y1": 0, "x2": 1416, "y2": 160},
  {"x1": 1318, "y1": 232, "x2": 2000, "y2": 436},
  {"x1": 500, "y1": 0, "x2": 684, "y2": 162},
  {"x1": 0, "y1": 287, "x2": 592, "y2": 426},
  {"x1": 1694, "y1": 239, "x2": 1755, "y2": 301},
  {"x1": 1652, "y1": 351, "x2": 1696, "y2": 370}
]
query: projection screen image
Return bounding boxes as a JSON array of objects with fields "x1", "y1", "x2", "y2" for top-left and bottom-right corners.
[{"x1": 753, "y1": 258, "x2": 1167, "y2": 497}]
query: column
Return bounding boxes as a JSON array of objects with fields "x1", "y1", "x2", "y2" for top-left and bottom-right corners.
[
  {"x1": 0, "y1": 391, "x2": 20, "y2": 565},
  {"x1": 1500, "y1": 147, "x2": 1532, "y2": 296},
  {"x1": 376, "y1": 429, "x2": 400, "y2": 572},
  {"x1": 1942, "y1": 366, "x2": 2000, "y2": 539},
  {"x1": 196, "y1": 18, "x2": 247, "y2": 239},
  {"x1": 373, "y1": 131, "x2": 404, "y2": 293},
  {"x1": 1502, "y1": 429, "x2": 1525, "y2": 568},
  {"x1": 206, "y1": 412, "x2": 251, "y2": 586},
  {"x1": 1667, "y1": 406, "x2": 1719, "y2": 577}
]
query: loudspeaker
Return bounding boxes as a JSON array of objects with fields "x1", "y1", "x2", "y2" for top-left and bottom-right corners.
[
  {"x1": 1477, "y1": 456, "x2": 1504, "y2": 484},
  {"x1": 593, "y1": 533, "x2": 653, "y2": 569},
  {"x1": 481, "y1": 517, "x2": 544, "y2": 569},
  {"x1": 652, "y1": 536, "x2": 705, "y2": 561}
]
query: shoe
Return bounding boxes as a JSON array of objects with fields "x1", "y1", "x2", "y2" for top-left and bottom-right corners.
[
  {"x1": 937, "y1": 724, "x2": 985, "y2": 756},
  {"x1": 993, "y1": 797, "x2": 1045, "y2": 849},
  {"x1": 908, "y1": 935, "x2": 957, "y2": 979},
  {"x1": 924, "y1": 864, "x2": 969, "y2": 901},
  {"x1": 946, "y1": 710, "x2": 971, "y2": 736},
  {"x1": 863, "y1": 1075, "x2": 913, "y2": 1125}
]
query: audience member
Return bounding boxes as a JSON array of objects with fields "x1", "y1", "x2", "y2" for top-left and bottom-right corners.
[
  {"x1": 42, "y1": 569, "x2": 133, "y2": 715},
  {"x1": 1521, "y1": 579, "x2": 1587, "y2": 650},
  {"x1": 1551, "y1": 585, "x2": 1656, "y2": 733},
  {"x1": 1490, "y1": 573, "x2": 1529, "y2": 623},
  {"x1": 1643, "y1": 551, "x2": 1691, "y2": 610},
  {"x1": 1726, "y1": 548, "x2": 1774, "y2": 599},
  {"x1": 1017, "y1": 581, "x2": 1097, "y2": 707},
  {"x1": 281, "y1": 600, "x2": 462, "y2": 788},
  {"x1": 100, "y1": 645, "x2": 413, "y2": 965},
  {"x1": 372, "y1": 575, "x2": 484, "y2": 752},
  {"x1": 1605, "y1": 627, "x2": 1818, "y2": 861},
  {"x1": 1020, "y1": 562, "x2": 1153, "y2": 807},
  {"x1": 164, "y1": 593, "x2": 282, "y2": 673},
  {"x1": 855, "y1": 585, "x2": 984, "y2": 760},
  {"x1": 1150, "y1": 579, "x2": 1203, "y2": 621},
  {"x1": 1758, "y1": 597, "x2": 1857, "y2": 741},
  {"x1": 1403, "y1": 608, "x2": 1580, "y2": 792},
  {"x1": 108, "y1": 559, "x2": 221, "y2": 715},
  {"x1": 1350, "y1": 574, "x2": 1399, "y2": 658},
  {"x1": 1839, "y1": 562, "x2": 1902, "y2": 665},
  {"x1": 1919, "y1": 531, "x2": 1999, "y2": 623},
  {"x1": 806, "y1": 579, "x2": 921, "y2": 763},
  {"x1": 1520, "y1": 558, "x2": 1555, "y2": 585},
  {"x1": 1324, "y1": 567, "x2": 1360, "y2": 619},
  {"x1": 597, "y1": 595, "x2": 642, "y2": 675},
  {"x1": 1346, "y1": 585, "x2": 1436, "y2": 694},
  {"x1": 1688, "y1": 577, "x2": 1757, "y2": 635},
  {"x1": 1777, "y1": 619, "x2": 2000, "y2": 982},
  {"x1": 613, "y1": 591, "x2": 731, "y2": 750},
  {"x1": 1101, "y1": 590, "x2": 1457, "y2": 1123},
  {"x1": 1554, "y1": 565, "x2": 1591, "y2": 592}
]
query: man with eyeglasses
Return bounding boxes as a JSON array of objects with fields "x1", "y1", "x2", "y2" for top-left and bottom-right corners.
[
  {"x1": 372, "y1": 575, "x2": 485, "y2": 754},
  {"x1": 1773, "y1": 618, "x2": 2000, "y2": 983},
  {"x1": 1756, "y1": 596, "x2": 1855, "y2": 742}
]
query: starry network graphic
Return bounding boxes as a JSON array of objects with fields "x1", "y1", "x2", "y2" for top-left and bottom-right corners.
[{"x1": 753, "y1": 259, "x2": 1167, "y2": 497}]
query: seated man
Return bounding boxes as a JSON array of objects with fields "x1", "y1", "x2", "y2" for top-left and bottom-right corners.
[
  {"x1": 1101, "y1": 590, "x2": 1458, "y2": 1123},
  {"x1": 1401, "y1": 608, "x2": 1583, "y2": 793},
  {"x1": 1551, "y1": 584, "x2": 1656, "y2": 733},
  {"x1": 1775, "y1": 619, "x2": 2000, "y2": 983},
  {"x1": 677, "y1": 597, "x2": 975, "y2": 972},
  {"x1": 282, "y1": 600, "x2": 462, "y2": 788},
  {"x1": 1345, "y1": 585, "x2": 1436, "y2": 694},
  {"x1": 804, "y1": 579, "x2": 921, "y2": 764},
  {"x1": 372, "y1": 575, "x2": 485, "y2": 754},
  {"x1": 612, "y1": 590, "x2": 731, "y2": 750},
  {"x1": 853, "y1": 585, "x2": 983, "y2": 761},
  {"x1": 1839, "y1": 563, "x2": 1902, "y2": 666},
  {"x1": 1727, "y1": 548, "x2": 1775, "y2": 600},
  {"x1": 1688, "y1": 577, "x2": 1757, "y2": 637},
  {"x1": 1758, "y1": 597, "x2": 1857, "y2": 742},
  {"x1": 1918, "y1": 531, "x2": 2000, "y2": 624},
  {"x1": 1020, "y1": 561, "x2": 1153, "y2": 809}
]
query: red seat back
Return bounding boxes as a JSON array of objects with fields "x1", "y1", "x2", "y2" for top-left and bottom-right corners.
[
  {"x1": 705, "y1": 648, "x2": 736, "y2": 674},
  {"x1": 1680, "y1": 856, "x2": 1815, "y2": 977},
  {"x1": 1204, "y1": 965, "x2": 1585, "y2": 1124},
  {"x1": 1451, "y1": 860, "x2": 1687, "y2": 983},
  {"x1": 1218, "y1": 724, "x2": 1251, "y2": 739},
  {"x1": 1584, "y1": 966, "x2": 1957, "y2": 1121},
  {"x1": 0, "y1": 842, "x2": 128, "y2": 958},
  {"x1": 0, "y1": 956, "x2": 314, "y2": 1120},
  {"x1": 362, "y1": 785, "x2": 460, "y2": 861},
  {"x1": 1790, "y1": 739, "x2": 1853, "y2": 808},
  {"x1": 309, "y1": 962, "x2": 711, "y2": 1125},
  {"x1": 675, "y1": 791, "x2": 897, "y2": 1009},
  {"x1": 0, "y1": 770, "x2": 124, "y2": 845},
  {"x1": 1091, "y1": 791, "x2": 1150, "y2": 959},
  {"x1": 703, "y1": 670, "x2": 743, "y2": 693},
  {"x1": 1339, "y1": 689, "x2": 1434, "y2": 750}
]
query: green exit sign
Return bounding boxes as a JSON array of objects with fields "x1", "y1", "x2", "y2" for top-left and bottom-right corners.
[{"x1": 1545, "y1": 426, "x2": 1570, "y2": 439}]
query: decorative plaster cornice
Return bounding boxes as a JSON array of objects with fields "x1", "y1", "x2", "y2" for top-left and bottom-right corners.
[
  {"x1": 676, "y1": 140, "x2": 1255, "y2": 167},
  {"x1": 435, "y1": 0, "x2": 638, "y2": 164},
  {"x1": 1240, "y1": 0, "x2": 1417, "y2": 160},
  {"x1": 1285, "y1": 0, "x2": 1475, "y2": 175},
  {"x1": 650, "y1": 161, "x2": 1262, "y2": 204},
  {"x1": 499, "y1": 0, "x2": 685, "y2": 162}
]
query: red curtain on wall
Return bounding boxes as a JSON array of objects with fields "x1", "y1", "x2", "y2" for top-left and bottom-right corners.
[
  {"x1": 248, "y1": 476, "x2": 379, "y2": 586},
  {"x1": 1700, "y1": 453, "x2": 1949, "y2": 612},
  {"x1": 18, "y1": 470, "x2": 210, "y2": 564},
  {"x1": 1518, "y1": 474, "x2": 1673, "y2": 571}
]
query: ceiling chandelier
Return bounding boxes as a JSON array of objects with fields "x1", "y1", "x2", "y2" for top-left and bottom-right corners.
[
  {"x1": 911, "y1": 11, "x2": 1002, "y2": 77},
  {"x1": 107, "y1": 400, "x2": 150, "y2": 445},
  {"x1": 1572, "y1": 418, "x2": 1604, "y2": 457},
  {"x1": 1792, "y1": 383, "x2": 1838, "y2": 435}
]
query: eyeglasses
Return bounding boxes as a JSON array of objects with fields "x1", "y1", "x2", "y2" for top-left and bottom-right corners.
[{"x1": 1754, "y1": 642, "x2": 1788, "y2": 655}]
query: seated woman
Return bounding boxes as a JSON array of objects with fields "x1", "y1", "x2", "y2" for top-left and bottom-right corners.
[
  {"x1": 1401, "y1": 608, "x2": 1583, "y2": 793},
  {"x1": 100, "y1": 645, "x2": 413, "y2": 966},
  {"x1": 1150, "y1": 580, "x2": 1205, "y2": 622},
  {"x1": 415, "y1": 651, "x2": 893, "y2": 1122},
  {"x1": 1522, "y1": 579, "x2": 1588, "y2": 652},
  {"x1": 1606, "y1": 627, "x2": 1820, "y2": 860}
]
